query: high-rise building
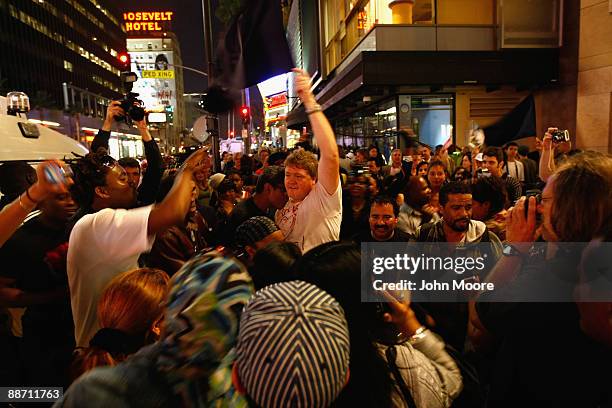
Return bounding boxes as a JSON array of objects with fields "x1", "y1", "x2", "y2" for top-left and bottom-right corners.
[
  {"x1": 124, "y1": 11, "x2": 185, "y2": 154},
  {"x1": 0, "y1": 0, "x2": 126, "y2": 110}
]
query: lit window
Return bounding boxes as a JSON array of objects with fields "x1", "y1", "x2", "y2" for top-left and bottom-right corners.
[{"x1": 64, "y1": 60, "x2": 73, "y2": 72}]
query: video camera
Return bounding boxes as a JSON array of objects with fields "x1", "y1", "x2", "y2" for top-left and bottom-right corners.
[{"x1": 116, "y1": 72, "x2": 145, "y2": 125}]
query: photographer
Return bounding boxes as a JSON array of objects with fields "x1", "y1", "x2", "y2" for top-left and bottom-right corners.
[
  {"x1": 538, "y1": 127, "x2": 571, "y2": 182},
  {"x1": 91, "y1": 101, "x2": 163, "y2": 206},
  {"x1": 474, "y1": 151, "x2": 612, "y2": 407}
]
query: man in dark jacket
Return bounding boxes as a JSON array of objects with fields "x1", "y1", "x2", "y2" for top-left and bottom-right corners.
[
  {"x1": 517, "y1": 145, "x2": 538, "y2": 189},
  {"x1": 353, "y1": 196, "x2": 412, "y2": 243},
  {"x1": 415, "y1": 181, "x2": 502, "y2": 350},
  {"x1": 91, "y1": 101, "x2": 163, "y2": 206}
]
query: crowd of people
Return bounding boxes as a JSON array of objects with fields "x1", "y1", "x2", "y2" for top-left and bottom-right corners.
[{"x1": 0, "y1": 68, "x2": 610, "y2": 407}]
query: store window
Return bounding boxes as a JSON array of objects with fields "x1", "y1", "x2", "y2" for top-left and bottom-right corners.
[
  {"x1": 333, "y1": 98, "x2": 398, "y2": 150},
  {"x1": 398, "y1": 94, "x2": 454, "y2": 148}
]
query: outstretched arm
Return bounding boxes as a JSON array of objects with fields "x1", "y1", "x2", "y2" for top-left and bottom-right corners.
[
  {"x1": 134, "y1": 118, "x2": 163, "y2": 205},
  {"x1": 539, "y1": 128, "x2": 556, "y2": 182},
  {"x1": 147, "y1": 149, "x2": 209, "y2": 235},
  {"x1": 293, "y1": 69, "x2": 339, "y2": 194},
  {"x1": 0, "y1": 161, "x2": 71, "y2": 247},
  {"x1": 91, "y1": 101, "x2": 124, "y2": 153}
]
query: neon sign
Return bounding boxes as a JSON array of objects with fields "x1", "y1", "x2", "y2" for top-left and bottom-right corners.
[{"x1": 123, "y1": 11, "x2": 173, "y2": 31}]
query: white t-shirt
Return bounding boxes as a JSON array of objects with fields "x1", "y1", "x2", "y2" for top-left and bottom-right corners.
[
  {"x1": 67, "y1": 205, "x2": 155, "y2": 347},
  {"x1": 276, "y1": 181, "x2": 342, "y2": 253},
  {"x1": 505, "y1": 160, "x2": 525, "y2": 182}
]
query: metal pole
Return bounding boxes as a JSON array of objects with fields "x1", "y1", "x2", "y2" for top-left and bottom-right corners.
[
  {"x1": 242, "y1": 89, "x2": 250, "y2": 154},
  {"x1": 202, "y1": 0, "x2": 221, "y2": 172}
]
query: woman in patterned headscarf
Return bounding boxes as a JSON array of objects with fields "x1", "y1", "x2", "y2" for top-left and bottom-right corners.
[{"x1": 56, "y1": 251, "x2": 254, "y2": 408}]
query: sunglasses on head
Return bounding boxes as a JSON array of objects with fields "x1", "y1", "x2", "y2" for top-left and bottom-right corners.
[
  {"x1": 99, "y1": 155, "x2": 117, "y2": 167},
  {"x1": 93, "y1": 155, "x2": 117, "y2": 175}
]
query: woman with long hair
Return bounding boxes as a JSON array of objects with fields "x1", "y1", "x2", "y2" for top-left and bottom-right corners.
[
  {"x1": 71, "y1": 268, "x2": 169, "y2": 380},
  {"x1": 427, "y1": 160, "x2": 448, "y2": 214},
  {"x1": 59, "y1": 252, "x2": 254, "y2": 407},
  {"x1": 294, "y1": 242, "x2": 462, "y2": 408},
  {"x1": 460, "y1": 152, "x2": 472, "y2": 175}
]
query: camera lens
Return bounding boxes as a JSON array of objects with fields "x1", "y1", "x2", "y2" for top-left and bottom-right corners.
[{"x1": 129, "y1": 105, "x2": 145, "y2": 122}]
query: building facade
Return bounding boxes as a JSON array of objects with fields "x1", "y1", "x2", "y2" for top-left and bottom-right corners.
[
  {"x1": 0, "y1": 0, "x2": 126, "y2": 109},
  {"x1": 286, "y1": 0, "x2": 583, "y2": 152},
  {"x1": 126, "y1": 28, "x2": 186, "y2": 154},
  {"x1": 0, "y1": 0, "x2": 152, "y2": 157},
  {"x1": 576, "y1": 0, "x2": 612, "y2": 153}
]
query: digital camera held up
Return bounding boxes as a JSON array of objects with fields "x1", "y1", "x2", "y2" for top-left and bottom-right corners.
[
  {"x1": 551, "y1": 129, "x2": 570, "y2": 144},
  {"x1": 116, "y1": 92, "x2": 145, "y2": 124},
  {"x1": 115, "y1": 71, "x2": 146, "y2": 125}
]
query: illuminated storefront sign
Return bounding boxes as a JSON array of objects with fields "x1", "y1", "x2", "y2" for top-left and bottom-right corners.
[
  {"x1": 268, "y1": 93, "x2": 287, "y2": 108},
  {"x1": 123, "y1": 11, "x2": 173, "y2": 31}
]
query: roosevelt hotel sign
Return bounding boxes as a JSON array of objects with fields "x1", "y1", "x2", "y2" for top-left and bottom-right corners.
[{"x1": 123, "y1": 11, "x2": 174, "y2": 32}]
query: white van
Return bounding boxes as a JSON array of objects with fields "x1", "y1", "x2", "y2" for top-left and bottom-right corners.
[
  {"x1": 0, "y1": 93, "x2": 89, "y2": 205},
  {"x1": 0, "y1": 95, "x2": 89, "y2": 162}
]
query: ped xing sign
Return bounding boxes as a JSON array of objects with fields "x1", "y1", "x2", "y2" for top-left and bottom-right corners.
[{"x1": 142, "y1": 70, "x2": 175, "y2": 79}]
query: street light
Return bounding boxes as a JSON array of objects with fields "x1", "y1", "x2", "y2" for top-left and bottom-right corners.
[{"x1": 163, "y1": 62, "x2": 208, "y2": 77}]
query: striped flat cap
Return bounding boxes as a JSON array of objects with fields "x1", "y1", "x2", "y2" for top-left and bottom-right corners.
[
  {"x1": 236, "y1": 280, "x2": 350, "y2": 408},
  {"x1": 236, "y1": 216, "x2": 279, "y2": 248}
]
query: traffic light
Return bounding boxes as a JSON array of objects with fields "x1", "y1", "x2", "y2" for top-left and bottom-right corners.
[
  {"x1": 118, "y1": 52, "x2": 130, "y2": 70},
  {"x1": 239, "y1": 106, "x2": 250, "y2": 125}
]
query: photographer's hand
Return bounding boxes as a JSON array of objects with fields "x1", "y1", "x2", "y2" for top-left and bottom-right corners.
[
  {"x1": 539, "y1": 129, "x2": 556, "y2": 181},
  {"x1": 134, "y1": 116, "x2": 152, "y2": 142},
  {"x1": 102, "y1": 101, "x2": 124, "y2": 132},
  {"x1": 381, "y1": 290, "x2": 422, "y2": 336},
  {"x1": 505, "y1": 196, "x2": 537, "y2": 255},
  {"x1": 543, "y1": 127, "x2": 557, "y2": 148}
]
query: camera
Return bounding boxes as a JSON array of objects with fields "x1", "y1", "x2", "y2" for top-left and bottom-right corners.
[
  {"x1": 551, "y1": 129, "x2": 570, "y2": 144},
  {"x1": 350, "y1": 164, "x2": 369, "y2": 177},
  {"x1": 115, "y1": 71, "x2": 146, "y2": 124},
  {"x1": 476, "y1": 168, "x2": 491, "y2": 179},
  {"x1": 115, "y1": 92, "x2": 145, "y2": 124},
  {"x1": 523, "y1": 189, "x2": 542, "y2": 222}
]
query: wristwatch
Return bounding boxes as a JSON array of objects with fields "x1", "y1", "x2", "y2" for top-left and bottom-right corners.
[
  {"x1": 502, "y1": 243, "x2": 525, "y2": 257},
  {"x1": 305, "y1": 103, "x2": 322, "y2": 115},
  {"x1": 407, "y1": 326, "x2": 428, "y2": 344}
]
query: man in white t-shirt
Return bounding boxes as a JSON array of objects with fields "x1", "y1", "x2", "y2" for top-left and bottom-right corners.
[
  {"x1": 503, "y1": 142, "x2": 525, "y2": 183},
  {"x1": 68, "y1": 142, "x2": 208, "y2": 347},
  {"x1": 276, "y1": 69, "x2": 341, "y2": 253}
]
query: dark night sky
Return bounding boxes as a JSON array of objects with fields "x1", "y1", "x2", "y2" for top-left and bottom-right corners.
[{"x1": 114, "y1": 0, "x2": 219, "y2": 93}]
